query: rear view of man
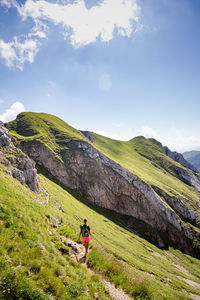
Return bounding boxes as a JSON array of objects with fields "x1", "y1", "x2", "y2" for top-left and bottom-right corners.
[{"x1": 78, "y1": 218, "x2": 91, "y2": 258}]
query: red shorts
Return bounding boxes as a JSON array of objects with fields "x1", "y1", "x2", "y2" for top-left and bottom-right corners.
[{"x1": 82, "y1": 236, "x2": 90, "y2": 243}]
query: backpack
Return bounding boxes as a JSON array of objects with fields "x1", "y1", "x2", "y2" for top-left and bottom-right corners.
[{"x1": 80, "y1": 225, "x2": 90, "y2": 237}]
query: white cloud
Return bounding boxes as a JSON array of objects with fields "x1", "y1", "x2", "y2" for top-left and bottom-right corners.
[
  {"x1": 0, "y1": 0, "x2": 141, "y2": 69},
  {"x1": 0, "y1": 36, "x2": 40, "y2": 70},
  {"x1": 98, "y1": 73, "x2": 112, "y2": 91},
  {"x1": 15, "y1": 0, "x2": 141, "y2": 48},
  {"x1": 139, "y1": 125, "x2": 159, "y2": 139},
  {"x1": 0, "y1": 0, "x2": 17, "y2": 9},
  {"x1": 138, "y1": 126, "x2": 200, "y2": 152},
  {"x1": 0, "y1": 102, "x2": 25, "y2": 122},
  {"x1": 163, "y1": 131, "x2": 200, "y2": 152},
  {"x1": 28, "y1": 20, "x2": 48, "y2": 39}
]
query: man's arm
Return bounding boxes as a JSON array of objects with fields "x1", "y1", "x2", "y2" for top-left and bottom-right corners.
[
  {"x1": 78, "y1": 226, "x2": 82, "y2": 241},
  {"x1": 88, "y1": 226, "x2": 91, "y2": 238}
]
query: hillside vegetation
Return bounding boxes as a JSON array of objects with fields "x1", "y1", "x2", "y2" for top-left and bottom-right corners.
[
  {"x1": 7, "y1": 113, "x2": 200, "y2": 251},
  {"x1": 4, "y1": 112, "x2": 200, "y2": 299},
  {"x1": 8, "y1": 112, "x2": 200, "y2": 210},
  {"x1": 8, "y1": 112, "x2": 86, "y2": 162},
  {"x1": 1, "y1": 161, "x2": 200, "y2": 299},
  {"x1": 92, "y1": 133, "x2": 200, "y2": 223}
]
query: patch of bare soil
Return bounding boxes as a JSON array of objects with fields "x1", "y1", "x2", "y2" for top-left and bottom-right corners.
[
  {"x1": 177, "y1": 276, "x2": 200, "y2": 290},
  {"x1": 150, "y1": 249, "x2": 192, "y2": 277},
  {"x1": 165, "y1": 252, "x2": 183, "y2": 262}
]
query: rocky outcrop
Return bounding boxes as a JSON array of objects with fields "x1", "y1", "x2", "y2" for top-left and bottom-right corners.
[
  {"x1": 163, "y1": 146, "x2": 198, "y2": 173},
  {"x1": 152, "y1": 186, "x2": 196, "y2": 223},
  {"x1": 0, "y1": 121, "x2": 12, "y2": 147},
  {"x1": 162, "y1": 145, "x2": 200, "y2": 194},
  {"x1": 81, "y1": 131, "x2": 94, "y2": 142},
  {"x1": 17, "y1": 138, "x2": 200, "y2": 257},
  {"x1": 0, "y1": 122, "x2": 39, "y2": 192},
  {"x1": 170, "y1": 164, "x2": 200, "y2": 195}
]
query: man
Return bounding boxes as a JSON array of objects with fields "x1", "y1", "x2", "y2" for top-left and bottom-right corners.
[{"x1": 78, "y1": 218, "x2": 91, "y2": 258}]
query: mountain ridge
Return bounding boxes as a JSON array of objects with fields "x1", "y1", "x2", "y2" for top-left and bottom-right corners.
[
  {"x1": 7, "y1": 112, "x2": 200, "y2": 258},
  {"x1": 1, "y1": 112, "x2": 200, "y2": 299}
]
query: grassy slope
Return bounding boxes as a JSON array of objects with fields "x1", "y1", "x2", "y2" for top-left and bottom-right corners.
[
  {"x1": 92, "y1": 133, "x2": 200, "y2": 213},
  {"x1": 0, "y1": 165, "x2": 111, "y2": 300},
  {"x1": 1, "y1": 163, "x2": 200, "y2": 299},
  {"x1": 8, "y1": 112, "x2": 86, "y2": 162},
  {"x1": 8, "y1": 112, "x2": 200, "y2": 234},
  {"x1": 8, "y1": 112, "x2": 200, "y2": 208}
]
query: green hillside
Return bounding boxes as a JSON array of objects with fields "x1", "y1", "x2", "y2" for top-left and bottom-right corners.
[
  {"x1": 7, "y1": 112, "x2": 200, "y2": 236},
  {"x1": 92, "y1": 133, "x2": 200, "y2": 223},
  {"x1": 1, "y1": 160, "x2": 200, "y2": 299},
  {"x1": 8, "y1": 112, "x2": 200, "y2": 208},
  {"x1": 183, "y1": 151, "x2": 200, "y2": 172},
  {"x1": 8, "y1": 112, "x2": 87, "y2": 162}
]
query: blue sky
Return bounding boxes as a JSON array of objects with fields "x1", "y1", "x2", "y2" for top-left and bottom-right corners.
[{"x1": 0, "y1": 0, "x2": 200, "y2": 152}]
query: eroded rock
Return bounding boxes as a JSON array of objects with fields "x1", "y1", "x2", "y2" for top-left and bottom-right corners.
[
  {"x1": 0, "y1": 122, "x2": 39, "y2": 192},
  {"x1": 163, "y1": 146, "x2": 198, "y2": 173},
  {"x1": 16, "y1": 138, "x2": 200, "y2": 257},
  {"x1": 0, "y1": 121, "x2": 12, "y2": 147}
]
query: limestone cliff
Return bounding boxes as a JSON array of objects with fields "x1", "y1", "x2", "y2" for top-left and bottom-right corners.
[
  {"x1": 0, "y1": 122, "x2": 39, "y2": 192},
  {"x1": 16, "y1": 138, "x2": 200, "y2": 257},
  {"x1": 6, "y1": 112, "x2": 200, "y2": 258}
]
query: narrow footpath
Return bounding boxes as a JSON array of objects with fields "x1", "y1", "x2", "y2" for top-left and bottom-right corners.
[{"x1": 61, "y1": 236, "x2": 134, "y2": 300}]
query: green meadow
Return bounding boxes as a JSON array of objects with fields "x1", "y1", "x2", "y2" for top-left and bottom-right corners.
[
  {"x1": 1, "y1": 162, "x2": 200, "y2": 299},
  {"x1": 92, "y1": 133, "x2": 200, "y2": 225}
]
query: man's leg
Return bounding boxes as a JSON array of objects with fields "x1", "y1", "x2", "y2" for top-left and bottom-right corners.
[
  {"x1": 84, "y1": 242, "x2": 89, "y2": 257},
  {"x1": 83, "y1": 242, "x2": 87, "y2": 257}
]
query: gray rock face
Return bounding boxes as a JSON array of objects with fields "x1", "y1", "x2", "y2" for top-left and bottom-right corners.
[
  {"x1": 162, "y1": 145, "x2": 200, "y2": 194},
  {"x1": 153, "y1": 186, "x2": 196, "y2": 222},
  {"x1": 0, "y1": 121, "x2": 12, "y2": 147},
  {"x1": 171, "y1": 165, "x2": 200, "y2": 194},
  {"x1": 18, "y1": 138, "x2": 200, "y2": 256},
  {"x1": 0, "y1": 122, "x2": 39, "y2": 192},
  {"x1": 11, "y1": 168, "x2": 26, "y2": 185},
  {"x1": 163, "y1": 146, "x2": 198, "y2": 173},
  {"x1": 77, "y1": 141, "x2": 182, "y2": 231},
  {"x1": 80, "y1": 131, "x2": 94, "y2": 142}
]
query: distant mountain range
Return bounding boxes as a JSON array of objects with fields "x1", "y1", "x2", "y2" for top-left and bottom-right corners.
[{"x1": 183, "y1": 151, "x2": 200, "y2": 172}]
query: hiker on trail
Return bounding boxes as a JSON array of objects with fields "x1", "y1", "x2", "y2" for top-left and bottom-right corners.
[{"x1": 78, "y1": 218, "x2": 91, "y2": 258}]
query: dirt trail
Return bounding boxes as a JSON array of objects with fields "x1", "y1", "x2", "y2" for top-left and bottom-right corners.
[{"x1": 61, "y1": 236, "x2": 134, "y2": 300}]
